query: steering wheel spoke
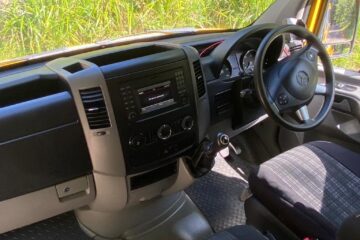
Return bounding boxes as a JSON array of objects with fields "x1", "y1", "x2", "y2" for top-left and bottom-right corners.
[
  {"x1": 315, "y1": 83, "x2": 327, "y2": 95},
  {"x1": 295, "y1": 105, "x2": 311, "y2": 123},
  {"x1": 254, "y1": 25, "x2": 335, "y2": 131},
  {"x1": 306, "y1": 46, "x2": 319, "y2": 61}
]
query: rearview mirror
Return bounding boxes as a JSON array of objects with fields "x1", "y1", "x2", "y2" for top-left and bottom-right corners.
[{"x1": 320, "y1": 0, "x2": 359, "y2": 57}]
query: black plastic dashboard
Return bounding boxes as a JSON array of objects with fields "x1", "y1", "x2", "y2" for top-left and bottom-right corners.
[
  {"x1": 103, "y1": 46, "x2": 199, "y2": 174},
  {"x1": 0, "y1": 24, "x2": 283, "y2": 200}
]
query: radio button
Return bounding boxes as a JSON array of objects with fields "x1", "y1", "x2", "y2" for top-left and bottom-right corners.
[
  {"x1": 157, "y1": 124, "x2": 172, "y2": 140},
  {"x1": 127, "y1": 111, "x2": 137, "y2": 120},
  {"x1": 181, "y1": 116, "x2": 194, "y2": 131},
  {"x1": 129, "y1": 134, "x2": 146, "y2": 148}
]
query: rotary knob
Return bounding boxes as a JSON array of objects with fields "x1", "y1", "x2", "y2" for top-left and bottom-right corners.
[
  {"x1": 181, "y1": 116, "x2": 194, "y2": 131},
  {"x1": 127, "y1": 111, "x2": 137, "y2": 121},
  {"x1": 157, "y1": 124, "x2": 172, "y2": 140},
  {"x1": 129, "y1": 134, "x2": 146, "y2": 148}
]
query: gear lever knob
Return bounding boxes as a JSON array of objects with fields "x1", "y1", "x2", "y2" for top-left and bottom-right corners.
[
  {"x1": 188, "y1": 133, "x2": 230, "y2": 178},
  {"x1": 217, "y1": 132, "x2": 230, "y2": 148}
]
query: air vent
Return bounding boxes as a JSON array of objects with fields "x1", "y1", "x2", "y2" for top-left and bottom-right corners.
[
  {"x1": 214, "y1": 90, "x2": 232, "y2": 116},
  {"x1": 79, "y1": 87, "x2": 111, "y2": 129},
  {"x1": 193, "y1": 60, "x2": 206, "y2": 97}
]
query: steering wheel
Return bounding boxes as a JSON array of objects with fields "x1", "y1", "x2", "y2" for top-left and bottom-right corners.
[{"x1": 254, "y1": 25, "x2": 335, "y2": 131}]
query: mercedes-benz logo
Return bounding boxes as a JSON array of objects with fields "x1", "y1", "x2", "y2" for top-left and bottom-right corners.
[{"x1": 296, "y1": 71, "x2": 309, "y2": 87}]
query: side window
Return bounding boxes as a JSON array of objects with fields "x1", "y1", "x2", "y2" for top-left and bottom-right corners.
[
  {"x1": 320, "y1": 0, "x2": 359, "y2": 72},
  {"x1": 331, "y1": 22, "x2": 359, "y2": 72}
]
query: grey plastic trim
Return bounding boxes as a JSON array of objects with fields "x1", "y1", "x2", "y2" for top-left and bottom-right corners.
[
  {"x1": 162, "y1": 158, "x2": 195, "y2": 196},
  {"x1": 126, "y1": 163, "x2": 177, "y2": 205},
  {"x1": 46, "y1": 58, "x2": 128, "y2": 211},
  {"x1": 127, "y1": 176, "x2": 176, "y2": 205},
  {"x1": 126, "y1": 158, "x2": 195, "y2": 204},
  {"x1": 336, "y1": 87, "x2": 360, "y2": 102},
  {"x1": 183, "y1": 45, "x2": 211, "y2": 141},
  {"x1": 56, "y1": 176, "x2": 89, "y2": 199},
  {"x1": 76, "y1": 192, "x2": 212, "y2": 240},
  {"x1": 336, "y1": 119, "x2": 360, "y2": 143},
  {"x1": 88, "y1": 172, "x2": 128, "y2": 212},
  {"x1": 76, "y1": 159, "x2": 198, "y2": 238},
  {"x1": 0, "y1": 175, "x2": 95, "y2": 234},
  {"x1": 46, "y1": 58, "x2": 125, "y2": 175},
  {"x1": 318, "y1": 66, "x2": 360, "y2": 102}
]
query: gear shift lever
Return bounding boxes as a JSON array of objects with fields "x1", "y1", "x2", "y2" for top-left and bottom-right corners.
[
  {"x1": 217, "y1": 133, "x2": 230, "y2": 149},
  {"x1": 189, "y1": 133, "x2": 230, "y2": 177}
]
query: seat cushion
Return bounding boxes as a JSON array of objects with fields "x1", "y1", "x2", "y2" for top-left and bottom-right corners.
[
  {"x1": 249, "y1": 141, "x2": 360, "y2": 240},
  {"x1": 208, "y1": 225, "x2": 267, "y2": 240}
]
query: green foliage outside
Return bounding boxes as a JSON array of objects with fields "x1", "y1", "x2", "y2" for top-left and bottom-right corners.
[
  {"x1": 332, "y1": 0, "x2": 356, "y2": 38},
  {"x1": 0, "y1": 0, "x2": 273, "y2": 61},
  {"x1": 328, "y1": 0, "x2": 360, "y2": 71},
  {"x1": 0, "y1": 0, "x2": 358, "y2": 72},
  {"x1": 332, "y1": 27, "x2": 360, "y2": 71}
]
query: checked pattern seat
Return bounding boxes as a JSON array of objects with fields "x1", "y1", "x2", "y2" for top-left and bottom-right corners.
[{"x1": 248, "y1": 141, "x2": 360, "y2": 240}]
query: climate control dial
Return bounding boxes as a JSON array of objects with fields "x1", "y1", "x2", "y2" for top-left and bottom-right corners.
[
  {"x1": 129, "y1": 134, "x2": 146, "y2": 148},
  {"x1": 157, "y1": 124, "x2": 172, "y2": 140},
  {"x1": 181, "y1": 116, "x2": 194, "y2": 131}
]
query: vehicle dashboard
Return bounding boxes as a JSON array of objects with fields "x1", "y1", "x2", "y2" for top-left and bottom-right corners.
[{"x1": 0, "y1": 24, "x2": 283, "y2": 233}]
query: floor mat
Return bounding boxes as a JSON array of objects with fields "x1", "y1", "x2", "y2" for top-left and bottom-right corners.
[
  {"x1": 185, "y1": 152, "x2": 254, "y2": 232},
  {"x1": 0, "y1": 212, "x2": 91, "y2": 240}
]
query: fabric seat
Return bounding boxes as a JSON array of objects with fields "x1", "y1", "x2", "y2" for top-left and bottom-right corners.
[{"x1": 248, "y1": 141, "x2": 360, "y2": 240}]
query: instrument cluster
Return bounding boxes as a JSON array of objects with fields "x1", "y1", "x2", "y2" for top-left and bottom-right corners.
[{"x1": 217, "y1": 36, "x2": 282, "y2": 80}]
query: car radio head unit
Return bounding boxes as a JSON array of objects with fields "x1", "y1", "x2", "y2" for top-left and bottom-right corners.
[
  {"x1": 107, "y1": 62, "x2": 197, "y2": 174},
  {"x1": 137, "y1": 81, "x2": 175, "y2": 113},
  {"x1": 118, "y1": 68, "x2": 189, "y2": 122}
]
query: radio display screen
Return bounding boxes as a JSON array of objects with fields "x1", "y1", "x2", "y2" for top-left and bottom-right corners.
[{"x1": 137, "y1": 81, "x2": 175, "y2": 113}]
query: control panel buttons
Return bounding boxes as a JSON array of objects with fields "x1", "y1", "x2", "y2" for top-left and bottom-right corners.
[
  {"x1": 277, "y1": 93, "x2": 289, "y2": 105},
  {"x1": 129, "y1": 134, "x2": 146, "y2": 148},
  {"x1": 306, "y1": 50, "x2": 317, "y2": 62},
  {"x1": 181, "y1": 116, "x2": 194, "y2": 131},
  {"x1": 157, "y1": 124, "x2": 172, "y2": 140},
  {"x1": 127, "y1": 111, "x2": 137, "y2": 121},
  {"x1": 120, "y1": 86, "x2": 137, "y2": 121}
]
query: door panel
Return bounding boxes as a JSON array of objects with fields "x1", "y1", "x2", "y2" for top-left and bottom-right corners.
[
  {"x1": 311, "y1": 69, "x2": 360, "y2": 149},
  {"x1": 279, "y1": 68, "x2": 360, "y2": 153}
]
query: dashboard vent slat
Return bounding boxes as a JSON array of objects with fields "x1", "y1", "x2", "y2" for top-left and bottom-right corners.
[
  {"x1": 79, "y1": 87, "x2": 111, "y2": 129},
  {"x1": 214, "y1": 90, "x2": 232, "y2": 116},
  {"x1": 193, "y1": 60, "x2": 206, "y2": 97}
]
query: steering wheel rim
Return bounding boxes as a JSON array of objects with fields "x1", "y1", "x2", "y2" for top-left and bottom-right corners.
[{"x1": 254, "y1": 25, "x2": 335, "y2": 131}]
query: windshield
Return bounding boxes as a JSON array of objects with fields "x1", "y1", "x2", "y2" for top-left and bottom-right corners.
[{"x1": 0, "y1": 0, "x2": 274, "y2": 62}]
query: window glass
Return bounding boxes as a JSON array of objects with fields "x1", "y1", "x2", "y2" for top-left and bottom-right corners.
[
  {"x1": 0, "y1": 0, "x2": 274, "y2": 62},
  {"x1": 331, "y1": 24, "x2": 360, "y2": 71},
  {"x1": 320, "y1": 0, "x2": 360, "y2": 72}
]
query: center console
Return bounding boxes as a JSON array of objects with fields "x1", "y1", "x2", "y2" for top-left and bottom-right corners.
[
  {"x1": 106, "y1": 59, "x2": 197, "y2": 174},
  {"x1": 44, "y1": 42, "x2": 211, "y2": 239}
]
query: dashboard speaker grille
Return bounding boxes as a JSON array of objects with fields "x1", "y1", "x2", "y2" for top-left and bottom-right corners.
[
  {"x1": 79, "y1": 87, "x2": 111, "y2": 129},
  {"x1": 193, "y1": 60, "x2": 206, "y2": 97}
]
